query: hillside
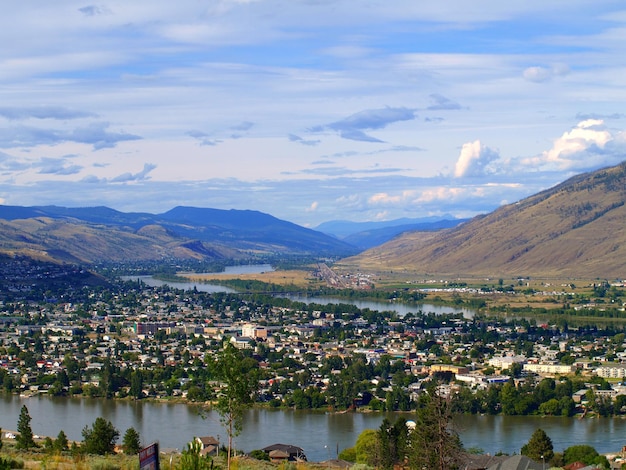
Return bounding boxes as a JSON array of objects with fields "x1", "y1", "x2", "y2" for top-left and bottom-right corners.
[
  {"x1": 316, "y1": 216, "x2": 467, "y2": 250},
  {"x1": 341, "y1": 162, "x2": 626, "y2": 279},
  {"x1": 0, "y1": 206, "x2": 356, "y2": 264}
]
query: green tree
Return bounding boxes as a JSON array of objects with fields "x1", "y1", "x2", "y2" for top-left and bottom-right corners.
[
  {"x1": 179, "y1": 439, "x2": 213, "y2": 470},
  {"x1": 0, "y1": 427, "x2": 3, "y2": 452},
  {"x1": 54, "y1": 430, "x2": 69, "y2": 452},
  {"x1": 81, "y1": 417, "x2": 119, "y2": 455},
  {"x1": 378, "y1": 417, "x2": 409, "y2": 470},
  {"x1": 520, "y1": 428, "x2": 554, "y2": 463},
  {"x1": 122, "y1": 427, "x2": 141, "y2": 455},
  {"x1": 354, "y1": 429, "x2": 381, "y2": 466},
  {"x1": 130, "y1": 370, "x2": 143, "y2": 400},
  {"x1": 16, "y1": 405, "x2": 37, "y2": 450},
  {"x1": 210, "y1": 343, "x2": 259, "y2": 470},
  {"x1": 409, "y1": 389, "x2": 464, "y2": 470},
  {"x1": 563, "y1": 444, "x2": 609, "y2": 468}
]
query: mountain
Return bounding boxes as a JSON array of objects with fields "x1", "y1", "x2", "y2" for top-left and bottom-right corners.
[
  {"x1": 315, "y1": 216, "x2": 468, "y2": 250},
  {"x1": 0, "y1": 205, "x2": 357, "y2": 264},
  {"x1": 315, "y1": 215, "x2": 462, "y2": 238},
  {"x1": 341, "y1": 162, "x2": 626, "y2": 278}
]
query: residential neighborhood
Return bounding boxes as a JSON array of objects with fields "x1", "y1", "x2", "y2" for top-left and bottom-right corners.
[{"x1": 1, "y1": 270, "x2": 626, "y2": 421}]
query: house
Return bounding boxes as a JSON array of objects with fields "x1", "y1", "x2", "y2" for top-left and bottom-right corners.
[
  {"x1": 261, "y1": 443, "x2": 307, "y2": 462},
  {"x1": 486, "y1": 455, "x2": 543, "y2": 470},
  {"x1": 195, "y1": 436, "x2": 219, "y2": 456}
]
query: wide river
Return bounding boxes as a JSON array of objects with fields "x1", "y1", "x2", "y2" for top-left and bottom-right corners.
[{"x1": 2, "y1": 395, "x2": 626, "y2": 461}]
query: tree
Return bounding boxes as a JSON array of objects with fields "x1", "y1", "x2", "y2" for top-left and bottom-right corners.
[
  {"x1": 409, "y1": 388, "x2": 464, "y2": 470},
  {"x1": 130, "y1": 370, "x2": 143, "y2": 400},
  {"x1": 563, "y1": 444, "x2": 609, "y2": 468},
  {"x1": 210, "y1": 343, "x2": 259, "y2": 470},
  {"x1": 54, "y1": 430, "x2": 69, "y2": 452},
  {"x1": 122, "y1": 427, "x2": 141, "y2": 455},
  {"x1": 81, "y1": 417, "x2": 119, "y2": 455},
  {"x1": 16, "y1": 405, "x2": 37, "y2": 450},
  {"x1": 0, "y1": 427, "x2": 3, "y2": 452},
  {"x1": 378, "y1": 417, "x2": 409, "y2": 470},
  {"x1": 354, "y1": 429, "x2": 381, "y2": 466},
  {"x1": 179, "y1": 439, "x2": 213, "y2": 470},
  {"x1": 520, "y1": 428, "x2": 554, "y2": 463}
]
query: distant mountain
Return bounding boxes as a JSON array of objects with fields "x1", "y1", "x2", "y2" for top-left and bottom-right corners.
[
  {"x1": 316, "y1": 216, "x2": 468, "y2": 250},
  {"x1": 0, "y1": 205, "x2": 357, "y2": 264},
  {"x1": 342, "y1": 162, "x2": 626, "y2": 278}
]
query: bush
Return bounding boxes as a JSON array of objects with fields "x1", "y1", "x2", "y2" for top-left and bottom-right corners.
[
  {"x1": 0, "y1": 456, "x2": 24, "y2": 469},
  {"x1": 249, "y1": 450, "x2": 270, "y2": 461},
  {"x1": 338, "y1": 447, "x2": 356, "y2": 462}
]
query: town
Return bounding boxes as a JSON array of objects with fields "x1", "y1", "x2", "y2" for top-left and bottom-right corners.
[{"x1": 0, "y1": 259, "x2": 626, "y2": 422}]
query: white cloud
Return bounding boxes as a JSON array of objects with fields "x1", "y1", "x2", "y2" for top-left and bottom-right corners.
[
  {"x1": 523, "y1": 63, "x2": 571, "y2": 83},
  {"x1": 453, "y1": 140, "x2": 500, "y2": 178},
  {"x1": 520, "y1": 119, "x2": 625, "y2": 171}
]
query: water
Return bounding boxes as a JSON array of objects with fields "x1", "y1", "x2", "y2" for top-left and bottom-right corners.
[
  {"x1": 2, "y1": 396, "x2": 625, "y2": 460},
  {"x1": 283, "y1": 294, "x2": 474, "y2": 318},
  {"x1": 122, "y1": 270, "x2": 476, "y2": 319}
]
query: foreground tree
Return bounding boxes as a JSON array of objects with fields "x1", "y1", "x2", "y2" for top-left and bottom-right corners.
[
  {"x1": 54, "y1": 430, "x2": 69, "y2": 452},
  {"x1": 409, "y1": 388, "x2": 464, "y2": 470},
  {"x1": 81, "y1": 417, "x2": 119, "y2": 455},
  {"x1": 179, "y1": 439, "x2": 213, "y2": 470},
  {"x1": 354, "y1": 429, "x2": 381, "y2": 466},
  {"x1": 209, "y1": 342, "x2": 259, "y2": 470},
  {"x1": 122, "y1": 427, "x2": 141, "y2": 455},
  {"x1": 521, "y1": 428, "x2": 554, "y2": 463},
  {"x1": 563, "y1": 444, "x2": 609, "y2": 468},
  {"x1": 378, "y1": 417, "x2": 409, "y2": 469},
  {"x1": 16, "y1": 405, "x2": 37, "y2": 450}
]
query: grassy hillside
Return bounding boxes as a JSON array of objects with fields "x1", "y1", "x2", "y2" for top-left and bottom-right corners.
[{"x1": 342, "y1": 162, "x2": 626, "y2": 279}]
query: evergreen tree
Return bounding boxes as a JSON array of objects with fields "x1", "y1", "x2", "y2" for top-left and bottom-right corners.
[
  {"x1": 130, "y1": 370, "x2": 143, "y2": 400},
  {"x1": 16, "y1": 405, "x2": 37, "y2": 450},
  {"x1": 408, "y1": 388, "x2": 464, "y2": 470},
  {"x1": 521, "y1": 428, "x2": 554, "y2": 463},
  {"x1": 54, "y1": 430, "x2": 69, "y2": 452},
  {"x1": 81, "y1": 417, "x2": 119, "y2": 455},
  {"x1": 122, "y1": 427, "x2": 141, "y2": 454}
]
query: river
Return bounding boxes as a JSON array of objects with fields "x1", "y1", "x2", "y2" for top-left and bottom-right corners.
[
  {"x1": 2, "y1": 395, "x2": 626, "y2": 460},
  {"x1": 123, "y1": 267, "x2": 475, "y2": 319}
]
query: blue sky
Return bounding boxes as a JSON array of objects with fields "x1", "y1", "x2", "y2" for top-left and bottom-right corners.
[{"x1": 1, "y1": 1, "x2": 626, "y2": 227}]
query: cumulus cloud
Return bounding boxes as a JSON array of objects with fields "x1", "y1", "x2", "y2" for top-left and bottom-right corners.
[
  {"x1": 416, "y1": 187, "x2": 466, "y2": 203},
  {"x1": 453, "y1": 140, "x2": 500, "y2": 178},
  {"x1": 305, "y1": 201, "x2": 318, "y2": 212},
  {"x1": 313, "y1": 106, "x2": 417, "y2": 142},
  {"x1": 521, "y1": 119, "x2": 626, "y2": 171},
  {"x1": 523, "y1": 63, "x2": 570, "y2": 83},
  {"x1": 0, "y1": 106, "x2": 97, "y2": 121}
]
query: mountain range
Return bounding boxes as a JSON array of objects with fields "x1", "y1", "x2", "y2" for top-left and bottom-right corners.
[
  {"x1": 342, "y1": 161, "x2": 626, "y2": 279},
  {"x1": 0, "y1": 206, "x2": 357, "y2": 264},
  {"x1": 1, "y1": 161, "x2": 625, "y2": 278}
]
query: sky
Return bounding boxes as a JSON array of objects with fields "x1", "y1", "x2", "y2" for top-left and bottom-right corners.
[{"x1": 2, "y1": 1, "x2": 626, "y2": 227}]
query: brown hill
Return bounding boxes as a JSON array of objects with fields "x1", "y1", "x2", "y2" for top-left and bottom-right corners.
[
  {"x1": 341, "y1": 162, "x2": 626, "y2": 279},
  {"x1": 0, "y1": 217, "x2": 237, "y2": 264}
]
